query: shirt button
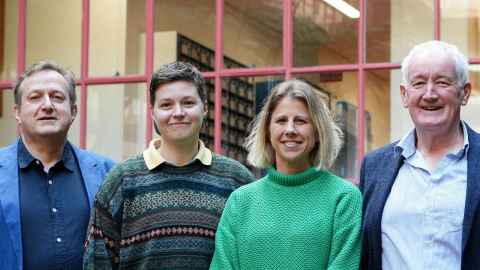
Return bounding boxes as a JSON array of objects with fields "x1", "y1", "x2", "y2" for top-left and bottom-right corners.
[
  {"x1": 35, "y1": 160, "x2": 40, "y2": 165},
  {"x1": 52, "y1": 208, "x2": 58, "y2": 213},
  {"x1": 48, "y1": 180, "x2": 53, "y2": 185},
  {"x1": 56, "y1": 237, "x2": 62, "y2": 243}
]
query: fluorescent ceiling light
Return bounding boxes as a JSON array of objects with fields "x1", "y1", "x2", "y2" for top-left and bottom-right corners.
[{"x1": 324, "y1": 0, "x2": 360, "y2": 19}]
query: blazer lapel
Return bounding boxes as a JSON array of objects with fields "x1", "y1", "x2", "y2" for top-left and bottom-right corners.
[
  {"x1": 463, "y1": 126, "x2": 480, "y2": 251},
  {"x1": 375, "y1": 147, "x2": 404, "y2": 219},
  {"x1": 366, "y1": 145, "x2": 404, "y2": 269},
  {"x1": 0, "y1": 142, "x2": 23, "y2": 269},
  {"x1": 73, "y1": 147, "x2": 101, "y2": 207}
]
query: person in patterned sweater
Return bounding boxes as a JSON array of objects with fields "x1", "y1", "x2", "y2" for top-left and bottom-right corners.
[{"x1": 83, "y1": 62, "x2": 254, "y2": 270}]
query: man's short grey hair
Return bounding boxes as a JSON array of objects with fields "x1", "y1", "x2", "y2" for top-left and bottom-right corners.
[
  {"x1": 401, "y1": 40, "x2": 469, "y2": 87},
  {"x1": 14, "y1": 60, "x2": 77, "y2": 105},
  {"x1": 244, "y1": 79, "x2": 343, "y2": 170}
]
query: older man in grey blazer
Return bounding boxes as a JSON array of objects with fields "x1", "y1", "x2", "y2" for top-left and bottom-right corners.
[{"x1": 360, "y1": 40, "x2": 480, "y2": 270}]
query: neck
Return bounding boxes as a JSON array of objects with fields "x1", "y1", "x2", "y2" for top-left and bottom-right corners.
[
  {"x1": 159, "y1": 138, "x2": 199, "y2": 166},
  {"x1": 21, "y1": 134, "x2": 66, "y2": 170},
  {"x1": 415, "y1": 122, "x2": 464, "y2": 171},
  {"x1": 276, "y1": 162, "x2": 311, "y2": 175}
]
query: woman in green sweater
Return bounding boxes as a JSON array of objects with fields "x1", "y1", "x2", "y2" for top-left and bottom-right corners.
[{"x1": 210, "y1": 79, "x2": 362, "y2": 270}]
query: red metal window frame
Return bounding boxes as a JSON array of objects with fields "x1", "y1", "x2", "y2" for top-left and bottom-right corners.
[{"x1": 2, "y1": 0, "x2": 480, "y2": 171}]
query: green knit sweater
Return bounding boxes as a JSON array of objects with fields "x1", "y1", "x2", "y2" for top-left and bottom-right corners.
[
  {"x1": 83, "y1": 154, "x2": 254, "y2": 270},
  {"x1": 209, "y1": 167, "x2": 362, "y2": 270}
]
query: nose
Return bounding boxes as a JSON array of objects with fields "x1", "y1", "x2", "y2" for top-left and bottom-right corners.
[
  {"x1": 285, "y1": 120, "x2": 297, "y2": 136},
  {"x1": 422, "y1": 81, "x2": 439, "y2": 101},
  {"x1": 172, "y1": 103, "x2": 185, "y2": 117},
  {"x1": 41, "y1": 95, "x2": 54, "y2": 110}
]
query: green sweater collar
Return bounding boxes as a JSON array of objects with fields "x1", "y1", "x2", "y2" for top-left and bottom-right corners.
[{"x1": 267, "y1": 167, "x2": 325, "y2": 186}]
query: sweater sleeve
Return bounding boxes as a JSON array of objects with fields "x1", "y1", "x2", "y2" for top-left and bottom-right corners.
[
  {"x1": 327, "y1": 186, "x2": 363, "y2": 270},
  {"x1": 83, "y1": 167, "x2": 124, "y2": 270},
  {"x1": 209, "y1": 191, "x2": 241, "y2": 270}
]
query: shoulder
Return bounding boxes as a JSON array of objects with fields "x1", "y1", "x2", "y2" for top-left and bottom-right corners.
[
  {"x1": 210, "y1": 154, "x2": 255, "y2": 184},
  {"x1": 221, "y1": 176, "x2": 265, "y2": 210},
  {"x1": 324, "y1": 171, "x2": 362, "y2": 199},
  {"x1": 0, "y1": 142, "x2": 17, "y2": 159},
  {"x1": 106, "y1": 153, "x2": 146, "y2": 179},
  {"x1": 361, "y1": 142, "x2": 399, "y2": 174},
  {"x1": 322, "y1": 172, "x2": 362, "y2": 217},
  {"x1": 363, "y1": 142, "x2": 398, "y2": 162},
  {"x1": 71, "y1": 144, "x2": 116, "y2": 169},
  {"x1": 0, "y1": 142, "x2": 18, "y2": 170},
  {"x1": 95, "y1": 154, "x2": 145, "y2": 203},
  {"x1": 466, "y1": 124, "x2": 480, "y2": 145}
]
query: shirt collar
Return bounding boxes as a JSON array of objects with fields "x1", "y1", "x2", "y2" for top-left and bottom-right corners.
[
  {"x1": 396, "y1": 121, "x2": 470, "y2": 159},
  {"x1": 143, "y1": 137, "x2": 212, "y2": 170},
  {"x1": 17, "y1": 139, "x2": 76, "y2": 172}
]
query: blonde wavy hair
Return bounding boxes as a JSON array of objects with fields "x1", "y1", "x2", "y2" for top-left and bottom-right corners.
[{"x1": 244, "y1": 79, "x2": 343, "y2": 170}]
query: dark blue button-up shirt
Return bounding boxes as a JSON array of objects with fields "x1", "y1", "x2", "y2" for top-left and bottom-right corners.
[{"x1": 18, "y1": 139, "x2": 90, "y2": 270}]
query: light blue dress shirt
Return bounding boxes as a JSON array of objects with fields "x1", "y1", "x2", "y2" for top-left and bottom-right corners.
[{"x1": 381, "y1": 122, "x2": 469, "y2": 270}]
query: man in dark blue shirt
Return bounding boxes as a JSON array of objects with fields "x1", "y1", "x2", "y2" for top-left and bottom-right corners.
[{"x1": 0, "y1": 60, "x2": 115, "y2": 270}]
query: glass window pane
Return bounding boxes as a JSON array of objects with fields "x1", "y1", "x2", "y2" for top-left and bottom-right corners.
[
  {"x1": 294, "y1": 0, "x2": 359, "y2": 66},
  {"x1": 364, "y1": 70, "x2": 392, "y2": 149},
  {"x1": 89, "y1": 0, "x2": 145, "y2": 77},
  {"x1": 441, "y1": 0, "x2": 480, "y2": 59},
  {"x1": 219, "y1": 75, "x2": 283, "y2": 177},
  {"x1": 141, "y1": 0, "x2": 215, "y2": 72},
  {"x1": 87, "y1": 84, "x2": 146, "y2": 161},
  {"x1": 67, "y1": 87, "x2": 81, "y2": 147},
  {"x1": 224, "y1": 0, "x2": 283, "y2": 68},
  {"x1": 296, "y1": 72, "x2": 359, "y2": 181},
  {"x1": 0, "y1": 89, "x2": 16, "y2": 146},
  {"x1": 2, "y1": 0, "x2": 17, "y2": 81},
  {"x1": 26, "y1": 0, "x2": 81, "y2": 76},
  {"x1": 367, "y1": 0, "x2": 434, "y2": 63},
  {"x1": 385, "y1": 69, "x2": 413, "y2": 141}
]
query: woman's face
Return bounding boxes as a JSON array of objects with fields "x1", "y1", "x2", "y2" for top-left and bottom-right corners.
[{"x1": 269, "y1": 97, "x2": 317, "y2": 174}]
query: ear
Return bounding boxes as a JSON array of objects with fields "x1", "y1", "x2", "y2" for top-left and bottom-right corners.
[
  {"x1": 460, "y1": 82, "x2": 471, "y2": 106},
  {"x1": 400, "y1": 85, "x2": 409, "y2": 108},
  {"x1": 203, "y1": 101, "x2": 208, "y2": 118},
  {"x1": 13, "y1": 104, "x2": 21, "y2": 124},
  {"x1": 71, "y1": 103, "x2": 78, "y2": 122}
]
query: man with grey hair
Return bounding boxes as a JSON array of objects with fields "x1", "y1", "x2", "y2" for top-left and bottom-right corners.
[
  {"x1": 360, "y1": 40, "x2": 480, "y2": 270},
  {"x1": 0, "y1": 60, "x2": 115, "y2": 270}
]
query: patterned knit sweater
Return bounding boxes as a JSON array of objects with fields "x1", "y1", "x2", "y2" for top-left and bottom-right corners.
[
  {"x1": 83, "y1": 154, "x2": 254, "y2": 270},
  {"x1": 209, "y1": 167, "x2": 362, "y2": 270}
]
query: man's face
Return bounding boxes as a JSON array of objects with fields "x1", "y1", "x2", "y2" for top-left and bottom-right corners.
[
  {"x1": 14, "y1": 70, "x2": 77, "y2": 140},
  {"x1": 152, "y1": 81, "x2": 207, "y2": 144},
  {"x1": 400, "y1": 52, "x2": 470, "y2": 132}
]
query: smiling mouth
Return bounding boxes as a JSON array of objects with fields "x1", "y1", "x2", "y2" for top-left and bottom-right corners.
[
  {"x1": 421, "y1": 106, "x2": 442, "y2": 111},
  {"x1": 38, "y1": 117, "x2": 57, "y2": 121},
  {"x1": 282, "y1": 141, "x2": 301, "y2": 147}
]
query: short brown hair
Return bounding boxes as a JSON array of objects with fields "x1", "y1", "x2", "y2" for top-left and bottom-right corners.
[
  {"x1": 14, "y1": 60, "x2": 77, "y2": 105},
  {"x1": 149, "y1": 61, "x2": 206, "y2": 106}
]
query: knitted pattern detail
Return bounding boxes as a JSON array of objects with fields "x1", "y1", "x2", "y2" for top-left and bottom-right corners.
[
  {"x1": 83, "y1": 154, "x2": 254, "y2": 270},
  {"x1": 210, "y1": 167, "x2": 362, "y2": 270}
]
